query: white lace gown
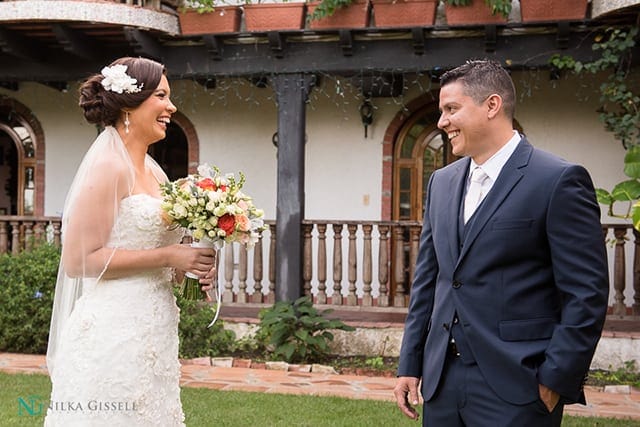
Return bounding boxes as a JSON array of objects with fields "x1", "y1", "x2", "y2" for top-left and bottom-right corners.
[{"x1": 45, "y1": 194, "x2": 186, "y2": 427}]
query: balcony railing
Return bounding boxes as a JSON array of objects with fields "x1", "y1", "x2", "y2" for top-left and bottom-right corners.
[{"x1": 2, "y1": 217, "x2": 638, "y2": 317}]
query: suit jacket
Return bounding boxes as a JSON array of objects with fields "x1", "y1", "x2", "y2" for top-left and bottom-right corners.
[{"x1": 397, "y1": 137, "x2": 609, "y2": 405}]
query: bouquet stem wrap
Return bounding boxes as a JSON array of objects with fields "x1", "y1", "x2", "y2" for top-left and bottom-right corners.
[
  {"x1": 162, "y1": 163, "x2": 267, "y2": 328},
  {"x1": 181, "y1": 238, "x2": 223, "y2": 328}
]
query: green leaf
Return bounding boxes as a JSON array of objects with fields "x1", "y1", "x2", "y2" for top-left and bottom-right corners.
[
  {"x1": 611, "y1": 180, "x2": 640, "y2": 201},
  {"x1": 633, "y1": 201, "x2": 640, "y2": 232},
  {"x1": 295, "y1": 330, "x2": 309, "y2": 341},
  {"x1": 624, "y1": 146, "x2": 640, "y2": 179},
  {"x1": 281, "y1": 343, "x2": 295, "y2": 362}
]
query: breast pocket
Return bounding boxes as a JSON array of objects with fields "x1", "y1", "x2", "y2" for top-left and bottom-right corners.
[
  {"x1": 499, "y1": 317, "x2": 556, "y2": 341},
  {"x1": 492, "y1": 219, "x2": 534, "y2": 230}
]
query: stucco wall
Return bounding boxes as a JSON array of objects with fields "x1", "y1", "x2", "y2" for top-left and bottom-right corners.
[
  {"x1": 1, "y1": 71, "x2": 626, "y2": 221},
  {"x1": 0, "y1": 69, "x2": 634, "y2": 306}
]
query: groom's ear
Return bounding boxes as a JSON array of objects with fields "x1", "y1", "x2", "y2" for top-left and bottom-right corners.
[{"x1": 485, "y1": 94, "x2": 503, "y2": 120}]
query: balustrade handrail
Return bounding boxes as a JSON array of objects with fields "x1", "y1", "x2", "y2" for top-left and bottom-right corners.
[{"x1": 0, "y1": 216, "x2": 637, "y2": 318}]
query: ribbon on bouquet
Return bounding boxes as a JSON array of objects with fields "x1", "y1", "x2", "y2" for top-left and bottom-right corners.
[
  {"x1": 207, "y1": 276, "x2": 223, "y2": 328},
  {"x1": 187, "y1": 238, "x2": 223, "y2": 328}
]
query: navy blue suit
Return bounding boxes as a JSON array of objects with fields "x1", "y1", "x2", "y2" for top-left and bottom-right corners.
[{"x1": 397, "y1": 137, "x2": 609, "y2": 410}]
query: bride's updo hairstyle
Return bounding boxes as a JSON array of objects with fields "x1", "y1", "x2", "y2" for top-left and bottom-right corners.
[{"x1": 78, "y1": 56, "x2": 166, "y2": 127}]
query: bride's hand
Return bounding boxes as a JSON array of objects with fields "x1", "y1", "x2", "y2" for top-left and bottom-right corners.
[
  {"x1": 198, "y1": 265, "x2": 217, "y2": 302},
  {"x1": 171, "y1": 244, "x2": 216, "y2": 277}
]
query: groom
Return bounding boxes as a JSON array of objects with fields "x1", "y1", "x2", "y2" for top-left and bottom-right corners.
[{"x1": 393, "y1": 60, "x2": 609, "y2": 426}]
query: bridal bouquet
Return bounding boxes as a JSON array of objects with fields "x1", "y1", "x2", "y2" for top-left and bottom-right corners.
[{"x1": 160, "y1": 163, "x2": 266, "y2": 304}]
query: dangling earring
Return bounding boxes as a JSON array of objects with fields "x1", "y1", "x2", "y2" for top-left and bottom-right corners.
[{"x1": 124, "y1": 111, "x2": 130, "y2": 134}]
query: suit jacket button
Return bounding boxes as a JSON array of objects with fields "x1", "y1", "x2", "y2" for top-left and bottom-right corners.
[{"x1": 452, "y1": 280, "x2": 461, "y2": 289}]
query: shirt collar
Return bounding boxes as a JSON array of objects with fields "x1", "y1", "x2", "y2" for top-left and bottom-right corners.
[{"x1": 469, "y1": 131, "x2": 521, "y2": 182}]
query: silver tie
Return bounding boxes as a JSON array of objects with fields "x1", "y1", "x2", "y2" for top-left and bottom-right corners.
[{"x1": 464, "y1": 167, "x2": 489, "y2": 223}]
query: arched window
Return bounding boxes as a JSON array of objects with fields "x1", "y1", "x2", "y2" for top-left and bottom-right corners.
[
  {"x1": 393, "y1": 105, "x2": 452, "y2": 221},
  {"x1": 0, "y1": 100, "x2": 44, "y2": 216}
]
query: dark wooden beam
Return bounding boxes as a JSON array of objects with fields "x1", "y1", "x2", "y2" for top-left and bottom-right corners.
[
  {"x1": 162, "y1": 30, "x2": 603, "y2": 78},
  {"x1": 52, "y1": 24, "x2": 99, "y2": 60},
  {"x1": 202, "y1": 35, "x2": 223, "y2": 61},
  {"x1": 267, "y1": 31, "x2": 286, "y2": 59},
  {"x1": 123, "y1": 28, "x2": 164, "y2": 61},
  {"x1": 272, "y1": 73, "x2": 316, "y2": 302},
  {"x1": 0, "y1": 28, "x2": 44, "y2": 62},
  {"x1": 0, "y1": 27, "x2": 634, "y2": 82}
]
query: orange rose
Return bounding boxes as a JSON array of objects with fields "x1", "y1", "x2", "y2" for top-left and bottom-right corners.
[
  {"x1": 196, "y1": 178, "x2": 216, "y2": 191},
  {"x1": 218, "y1": 214, "x2": 236, "y2": 235}
]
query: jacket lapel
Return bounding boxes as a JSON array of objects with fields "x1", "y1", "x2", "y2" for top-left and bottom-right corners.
[
  {"x1": 447, "y1": 158, "x2": 470, "y2": 262},
  {"x1": 455, "y1": 139, "x2": 533, "y2": 267}
]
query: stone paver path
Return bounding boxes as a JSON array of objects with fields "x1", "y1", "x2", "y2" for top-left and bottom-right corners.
[{"x1": 2, "y1": 352, "x2": 639, "y2": 421}]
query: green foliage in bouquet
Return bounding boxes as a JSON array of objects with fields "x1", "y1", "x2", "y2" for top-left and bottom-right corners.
[
  {"x1": 176, "y1": 290, "x2": 236, "y2": 358},
  {"x1": 256, "y1": 296, "x2": 355, "y2": 364},
  {"x1": 0, "y1": 242, "x2": 60, "y2": 354}
]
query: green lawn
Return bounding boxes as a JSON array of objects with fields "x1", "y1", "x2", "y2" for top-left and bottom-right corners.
[{"x1": 1, "y1": 372, "x2": 638, "y2": 427}]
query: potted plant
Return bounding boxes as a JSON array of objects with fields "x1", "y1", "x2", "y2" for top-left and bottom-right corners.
[
  {"x1": 520, "y1": 0, "x2": 588, "y2": 23},
  {"x1": 178, "y1": 0, "x2": 242, "y2": 35},
  {"x1": 244, "y1": 1, "x2": 307, "y2": 32},
  {"x1": 444, "y1": 0, "x2": 511, "y2": 26},
  {"x1": 371, "y1": 0, "x2": 438, "y2": 28},
  {"x1": 306, "y1": 0, "x2": 371, "y2": 29}
]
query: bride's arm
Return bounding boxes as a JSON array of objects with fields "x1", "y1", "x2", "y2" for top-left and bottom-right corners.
[
  {"x1": 63, "y1": 160, "x2": 215, "y2": 280},
  {"x1": 98, "y1": 244, "x2": 215, "y2": 280}
]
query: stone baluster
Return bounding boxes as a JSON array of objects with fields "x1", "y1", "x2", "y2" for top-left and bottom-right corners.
[
  {"x1": 34, "y1": 221, "x2": 45, "y2": 242},
  {"x1": 393, "y1": 225, "x2": 406, "y2": 307},
  {"x1": 378, "y1": 224, "x2": 390, "y2": 307},
  {"x1": 303, "y1": 223, "x2": 313, "y2": 297},
  {"x1": 237, "y1": 244, "x2": 248, "y2": 303},
  {"x1": 316, "y1": 223, "x2": 327, "y2": 304},
  {"x1": 223, "y1": 243, "x2": 234, "y2": 303},
  {"x1": 267, "y1": 223, "x2": 276, "y2": 304},
  {"x1": 347, "y1": 223, "x2": 358, "y2": 306},
  {"x1": 10, "y1": 221, "x2": 20, "y2": 254},
  {"x1": 361, "y1": 224, "x2": 373, "y2": 307},
  {"x1": 332, "y1": 223, "x2": 343, "y2": 305},
  {"x1": 409, "y1": 224, "x2": 421, "y2": 290},
  {"x1": 24, "y1": 221, "x2": 34, "y2": 251},
  {"x1": 0, "y1": 221, "x2": 8, "y2": 254},
  {"x1": 613, "y1": 226, "x2": 627, "y2": 315},
  {"x1": 251, "y1": 236, "x2": 264, "y2": 303},
  {"x1": 51, "y1": 221, "x2": 62, "y2": 247}
]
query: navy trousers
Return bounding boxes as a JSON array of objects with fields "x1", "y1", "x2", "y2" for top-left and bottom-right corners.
[{"x1": 422, "y1": 352, "x2": 564, "y2": 427}]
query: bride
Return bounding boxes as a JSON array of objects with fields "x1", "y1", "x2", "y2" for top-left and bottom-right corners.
[{"x1": 44, "y1": 57, "x2": 216, "y2": 426}]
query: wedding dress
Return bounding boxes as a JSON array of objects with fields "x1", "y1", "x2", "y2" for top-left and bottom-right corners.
[{"x1": 44, "y1": 194, "x2": 185, "y2": 426}]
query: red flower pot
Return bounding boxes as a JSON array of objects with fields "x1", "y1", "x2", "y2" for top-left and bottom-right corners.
[
  {"x1": 307, "y1": 0, "x2": 371, "y2": 30},
  {"x1": 179, "y1": 7, "x2": 241, "y2": 36},
  {"x1": 372, "y1": 0, "x2": 438, "y2": 28},
  {"x1": 445, "y1": 0, "x2": 507, "y2": 26},
  {"x1": 520, "y1": 0, "x2": 588, "y2": 22},
  {"x1": 244, "y1": 2, "x2": 307, "y2": 32}
]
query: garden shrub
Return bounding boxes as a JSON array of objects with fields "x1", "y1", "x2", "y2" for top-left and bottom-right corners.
[
  {"x1": 256, "y1": 296, "x2": 355, "y2": 364},
  {"x1": 0, "y1": 242, "x2": 60, "y2": 354},
  {"x1": 175, "y1": 292, "x2": 236, "y2": 359}
]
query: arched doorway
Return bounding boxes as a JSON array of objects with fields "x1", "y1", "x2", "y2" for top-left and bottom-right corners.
[
  {"x1": 389, "y1": 101, "x2": 454, "y2": 302},
  {"x1": 147, "y1": 121, "x2": 188, "y2": 181},
  {"x1": 0, "y1": 98, "x2": 44, "y2": 216},
  {"x1": 146, "y1": 111, "x2": 200, "y2": 181},
  {"x1": 393, "y1": 105, "x2": 452, "y2": 221}
]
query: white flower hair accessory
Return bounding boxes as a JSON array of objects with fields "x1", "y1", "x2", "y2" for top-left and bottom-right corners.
[{"x1": 100, "y1": 64, "x2": 143, "y2": 94}]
